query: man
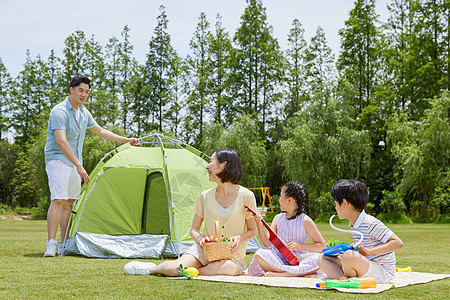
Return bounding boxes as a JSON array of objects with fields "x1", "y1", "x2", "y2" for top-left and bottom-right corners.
[{"x1": 43, "y1": 76, "x2": 139, "y2": 257}]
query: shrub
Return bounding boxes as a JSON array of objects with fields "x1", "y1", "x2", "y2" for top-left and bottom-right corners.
[
  {"x1": 14, "y1": 205, "x2": 24, "y2": 215},
  {"x1": 263, "y1": 195, "x2": 280, "y2": 224},
  {"x1": 429, "y1": 188, "x2": 450, "y2": 222},
  {"x1": 0, "y1": 204, "x2": 11, "y2": 215},
  {"x1": 310, "y1": 192, "x2": 335, "y2": 219},
  {"x1": 314, "y1": 212, "x2": 347, "y2": 224},
  {"x1": 434, "y1": 213, "x2": 450, "y2": 224},
  {"x1": 30, "y1": 207, "x2": 47, "y2": 219},
  {"x1": 376, "y1": 212, "x2": 412, "y2": 224},
  {"x1": 379, "y1": 190, "x2": 406, "y2": 213}
]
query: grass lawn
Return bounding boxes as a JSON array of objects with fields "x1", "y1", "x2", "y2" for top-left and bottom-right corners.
[{"x1": 0, "y1": 218, "x2": 449, "y2": 299}]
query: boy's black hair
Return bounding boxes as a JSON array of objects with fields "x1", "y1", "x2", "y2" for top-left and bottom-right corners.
[
  {"x1": 215, "y1": 148, "x2": 242, "y2": 184},
  {"x1": 283, "y1": 181, "x2": 309, "y2": 220},
  {"x1": 70, "y1": 76, "x2": 91, "y2": 89},
  {"x1": 331, "y1": 179, "x2": 369, "y2": 212}
]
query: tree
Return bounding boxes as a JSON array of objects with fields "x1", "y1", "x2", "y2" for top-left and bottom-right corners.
[
  {"x1": 0, "y1": 58, "x2": 12, "y2": 141},
  {"x1": 105, "y1": 25, "x2": 137, "y2": 133},
  {"x1": 84, "y1": 34, "x2": 117, "y2": 127},
  {"x1": 184, "y1": 12, "x2": 213, "y2": 146},
  {"x1": 144, "y1": 5, "x2": 178, "y2": 132},
  {"x1": 284, "y1": 19, "x2": 308, "y2": 118},
  {"x1": 338, "y1": 0, "x2": 382, "y2": 113},
  {"x1": 45, "y1": 49, "x2": 65, "y2": 108},
  {"x1": 200, "y1": 115, "x2": 268, "y2": 188},
  {"x1": 10, "y1": 51, "x2": 48, "y2": 146},
  {"x1": 165, "y1": 55, "x2": 185, "y2": 137},
  {"x1": 208, "y1": 14, "x2": 234, "y2": 126},
  {"x1": 384, "y1": 0, "x2": 449, "y2": 118},
  {"x1": 305, "y1": 26, "x2": 336, "y2": 106},
  {"x1": 232, "y1": 0, "x2": 285, "y2": 134},
  {"x1": 278, "y1": 95, "x2": 372, "y2": 199},
  {"x1": 62, "y1": 30, "x2": 89, "y2": 83},
  {"x1": 129, "y1": 64, "x2": 152, "y2": 136},
  {"x1": 388, "y1": 92, "x2": 450, "y2": 221}
]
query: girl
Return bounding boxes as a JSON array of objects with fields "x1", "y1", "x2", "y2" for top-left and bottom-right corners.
[
  {"x1": 247, "y1": 182, "x2": 326, "y2": 277},
  {"x1": 124, "y1": 148, "x2": 257, "y2": 276}
]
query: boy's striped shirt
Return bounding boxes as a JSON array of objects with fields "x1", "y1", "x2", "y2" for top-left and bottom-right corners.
[{"x1": 351, "y1": 210, "x2": 396, "y2": 279}]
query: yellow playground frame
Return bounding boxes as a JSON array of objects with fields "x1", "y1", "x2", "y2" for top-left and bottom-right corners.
[{"x1": 248, "y1": 187, "x2": 274, "y2": 214}]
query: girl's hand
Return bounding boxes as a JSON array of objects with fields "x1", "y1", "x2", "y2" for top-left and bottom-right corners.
[
  {"x1": 356, "y1": 244, "x2": 372, "y2": 256},
  {"x1": 287, "y1": 241, "x2": 302, "y2": 251},
  {"x1": 230, "y1": 235, "x2": 241, "y2": 254},
  {"x1": 254, "y1": 214, "x2": 263, "y2": 224}
]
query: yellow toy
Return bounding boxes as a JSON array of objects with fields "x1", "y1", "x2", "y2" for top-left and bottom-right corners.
[
  {"x1": 395, "y1": 266, "x2": 412, "y2": 272},
  {"x1": 184, "y1": 267, "x2": 199, "y2": 277},
  {"x1": 176, "y1": 264, "x2": 199, "y2": 279}
]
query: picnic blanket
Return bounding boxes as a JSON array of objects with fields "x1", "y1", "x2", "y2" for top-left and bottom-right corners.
[{"x1": 193, "y1": 272, "x2": 449, "y2": 293}]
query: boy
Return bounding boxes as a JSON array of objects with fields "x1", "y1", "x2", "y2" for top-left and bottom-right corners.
[{"x1": 317, "y1": 179, "x2": 403, "y2": 284}]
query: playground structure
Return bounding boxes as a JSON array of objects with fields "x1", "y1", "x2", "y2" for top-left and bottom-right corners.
[{"x1": 248, "y1": 187, "x2": 274, "y2": 216}]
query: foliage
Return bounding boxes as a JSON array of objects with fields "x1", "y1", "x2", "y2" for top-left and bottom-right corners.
[
  {"x1": 376, "y1": 212, "x2": 412, "y2": 224},
  {"x1": 314, "y1": 212, "x2": 348, "y2": 224},
  {"x1": 309, "y1": 192, "x2": 335, "y2": 219},
  {"x1": 0, "y1": 203, "x2": 10, "y2": 214},
  {"x1": 434, "y1": 213, "x2": 450, "y2": 224},
  {"x1": 0, "y1": 0, "x2": 448, "y2": 221},
  {"x1": 278, "y1": 96, "x2": 372, "y2": 199},
  {"x1": 200, "y1": 115, "x2": 268, "y2": 188},
  {"x1": 326, "y1": 237, "x2": 341, "y2": 247},
  {"x1": 388, "y1": 92, "x2": 450, "y2": 219},
  {"x1": 262, "y1": 194, "x2": 280, "y2": 224},
  {"x1": 379, "y1": 190, "x2": 406, "y2": 213}
]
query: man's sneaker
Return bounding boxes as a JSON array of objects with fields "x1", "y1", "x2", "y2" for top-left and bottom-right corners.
[
  {"x1": 58, "y1": 241, "x2": 66, "y2": 255},
  {"x1": 124, "y1": 261, "x2": 156, "y2": 275},
  {"x1": 44, "y1": 239, "x2": 57, "y2": 257}
]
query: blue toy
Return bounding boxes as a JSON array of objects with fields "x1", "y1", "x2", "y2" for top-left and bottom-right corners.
[{"x1": 322, "y1": 214, "x2": 364, "y2": 257}]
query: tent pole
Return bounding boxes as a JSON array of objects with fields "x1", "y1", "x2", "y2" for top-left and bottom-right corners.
[{"x1": 157, "y1": 135, "x2": 181, "y2": 258}]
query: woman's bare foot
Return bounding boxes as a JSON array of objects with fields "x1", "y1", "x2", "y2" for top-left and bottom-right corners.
[{"x1": 339, "y1": 276, "x2": 349, "y2": 280}]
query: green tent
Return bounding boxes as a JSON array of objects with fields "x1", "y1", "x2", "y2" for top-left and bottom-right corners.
[{"x1": 65, "y1": 134, "x2": 217, "y2": 258}]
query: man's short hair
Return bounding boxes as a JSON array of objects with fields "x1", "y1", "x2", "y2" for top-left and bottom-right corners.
[
  {"x1": 70, "y1": 76, "x2": 91, "y2": 89},
  {"x1": 215, "y1": 148, "x2": 242, "y2": 184},
  {"x1": 331, "y1": 179, "x2": 369, "y2": 212}
]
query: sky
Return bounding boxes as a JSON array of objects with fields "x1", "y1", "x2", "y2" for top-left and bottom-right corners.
[{"x1": 0, "y1": 0, "x2": 390, "y2": 78}]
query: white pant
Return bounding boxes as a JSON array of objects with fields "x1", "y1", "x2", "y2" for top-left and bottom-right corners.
[
  {"x1": 46, "y1": 160, "x2": 81, "y2": 200},
  {"x1": 361, "y1": 260, "x2": 392, "y2": 284}
]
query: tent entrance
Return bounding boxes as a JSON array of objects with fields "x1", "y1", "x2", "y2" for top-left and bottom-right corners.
[{"x1": 142, "y1": 171, "x2": 170, "y2": 235}]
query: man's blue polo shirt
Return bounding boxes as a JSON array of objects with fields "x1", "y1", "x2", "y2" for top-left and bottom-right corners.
[{"x1": 44, "y1": 98, "x2": 97, "y2": 167}]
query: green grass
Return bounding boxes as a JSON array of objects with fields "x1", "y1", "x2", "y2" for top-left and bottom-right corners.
[{"x1": 1, "y1": 219, "x2": 449, "y2": 299}]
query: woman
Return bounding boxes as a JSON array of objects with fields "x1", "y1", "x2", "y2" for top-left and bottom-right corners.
[{"x1": 124, "y1": 148, "x2": 257, "y2": 276}]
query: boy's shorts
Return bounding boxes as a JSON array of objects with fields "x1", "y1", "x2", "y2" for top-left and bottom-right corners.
[
  {"x1": 361, "y1": 260, "x2": 392, "y2": 284},
  {"x1": 184, "y1": 243, "x2": 246, "y2": 275},
  {"x1": 46, "y1": 160, "x2": 81, "y2": 200}
]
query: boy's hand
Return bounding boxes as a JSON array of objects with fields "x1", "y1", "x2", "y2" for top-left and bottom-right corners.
[{"x1": 356, "y1": 244, "x2": 373, "y2": 256}]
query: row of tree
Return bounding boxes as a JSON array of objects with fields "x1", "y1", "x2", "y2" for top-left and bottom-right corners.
[{"x1": 0, "y1": 0, "x2": 448, "y2": 222}]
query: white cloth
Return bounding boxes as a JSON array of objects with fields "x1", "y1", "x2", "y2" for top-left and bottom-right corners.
[
  {"x1": 247, "y1": 213, "x2": 321, "y2": 276},
  {"x1": 215, "y1": 200, "x2": 235, "y2": 224},
  {"x1": 45, "y1": 159, "x2": 81, "y2": 200},
  {"x1": 75, "y1": 108, "x2": 81, "y2": 125}
]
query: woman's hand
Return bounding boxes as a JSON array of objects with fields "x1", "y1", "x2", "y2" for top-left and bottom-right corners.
[
  {"x1": 287, "y1": 241, "x2": 302, "y2": 251},
  {"x1": 230, "y1": 235, "x2": 241, "y2": 254},
  {"x1": 198, "y1": 234, "x2": 207, "y2": 249}
]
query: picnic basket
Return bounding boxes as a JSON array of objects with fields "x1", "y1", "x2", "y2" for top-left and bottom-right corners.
[{"x1": 203, "y1": 221, "x2": 233, "y2": 262}]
